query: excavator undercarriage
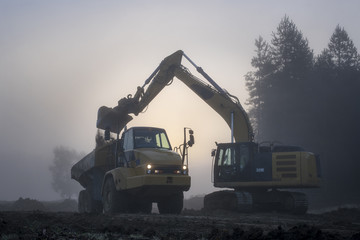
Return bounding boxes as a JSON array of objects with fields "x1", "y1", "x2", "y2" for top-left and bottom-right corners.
[{"x1": 204, "y1": 189, "x2": 308, "y2": 214}]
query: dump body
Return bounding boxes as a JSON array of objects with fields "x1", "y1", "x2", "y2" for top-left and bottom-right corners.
[{"x1": 71, "y1": 143, "x2": 115, "y2": 188}]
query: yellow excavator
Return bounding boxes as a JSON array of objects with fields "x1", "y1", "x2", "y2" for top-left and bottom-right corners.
[{"x1": 73, "y1": 50, "x2": 321, "y2": 214}]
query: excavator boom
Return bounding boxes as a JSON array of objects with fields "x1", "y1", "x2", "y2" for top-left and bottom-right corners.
[
  {"x1": 96, "y1": 50, "x2": 253, "y2": 142},
  {"x1": 174, "y1": 66, "x2": 253, "y2": 142},
  {"x1": 96, "y1": 50, "x2": 183, "y2": 134}
]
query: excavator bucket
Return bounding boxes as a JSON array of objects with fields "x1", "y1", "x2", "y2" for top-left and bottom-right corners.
[
  {"x1": 96, "y1": 106, "x2": 133, "y2": 134},
  {"x1": 96, "y1": 50, "x2": 183, "y2": 134}
]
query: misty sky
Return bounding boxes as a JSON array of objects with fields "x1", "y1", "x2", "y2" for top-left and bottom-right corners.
[{"x1": 1, "y1": 1, "x2": 359, "y2": 201}]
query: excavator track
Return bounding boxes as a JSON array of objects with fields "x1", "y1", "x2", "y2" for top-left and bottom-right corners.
[
  {"x1": 204, "y1": 190, "x2": 252, "y2": 213},
  {"x1": 234, "y1": 191, "x2": 253, "y2": 212},
  {"x1": 204, "y1": 190, "x2": 238, "y2": 212},
  {"x1": 280, "y1": 191, "x2": 308, "y2": 214},
  {"x1": 204, "y1": 190, "x2": 308, "y2": 214}
]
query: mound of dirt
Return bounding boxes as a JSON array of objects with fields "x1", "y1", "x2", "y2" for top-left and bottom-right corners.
[
  {"x1": 184, "y1": 195, "x2": 204, "y2": 210},
  {"x1": 11, "y1": 197, "x2": 46, "y2": 211},
  {"x1": 43, "y1": 199, "x2": 78, "y2": 212},
  {"x1": 321, "y1": 207, "x2": 360, "y2": 223}
]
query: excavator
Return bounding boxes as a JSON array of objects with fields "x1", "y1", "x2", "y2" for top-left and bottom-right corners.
[{"x1": 73, "y1": 50, "x2": 321, "y2": 214}]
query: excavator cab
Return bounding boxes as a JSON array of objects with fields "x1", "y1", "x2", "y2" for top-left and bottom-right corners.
[
  {"x1": 213, "y1": 142, "x2": 257, "y2": 182},
  {"x1": 208, "y1": 141, "x2": 321, "y2": 214}
]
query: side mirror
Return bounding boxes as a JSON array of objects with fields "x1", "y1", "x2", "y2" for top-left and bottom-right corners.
[
  {"x1": 187, "y1": 130, "x2": 195, "y2": 147},
  {"x1": 211, "y1": 149, "x2": 216, "y2": 157},
  {"x1": 104, "y1": 128, "x2": 111, "y2": 141}
]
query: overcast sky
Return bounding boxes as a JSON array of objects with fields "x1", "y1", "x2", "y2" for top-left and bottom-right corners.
[{"x1": 1, "y1": 0, "x2": 359, "y2": 201}]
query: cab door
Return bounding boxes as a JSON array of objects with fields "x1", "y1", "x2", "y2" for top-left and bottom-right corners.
[{"x1": 213, "y1": 143, "x2": 252, "y2": 182}]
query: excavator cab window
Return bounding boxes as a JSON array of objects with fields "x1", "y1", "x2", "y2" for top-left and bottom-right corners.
[
  {"x1": 223, "y1": 148, "x2": 236, "y2": 166},
  {"x1": 214, "y1": 143, "x2": 253, "y2": 182}
]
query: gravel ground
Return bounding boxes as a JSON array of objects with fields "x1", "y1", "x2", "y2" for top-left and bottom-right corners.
[{"x1": 1, "y1": 208, "x2": 360, "y2": 239}]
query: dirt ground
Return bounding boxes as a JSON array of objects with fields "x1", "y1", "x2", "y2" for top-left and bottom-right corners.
[{"x1": 1, "y1": 199, "x2": 360, "y2": 240}]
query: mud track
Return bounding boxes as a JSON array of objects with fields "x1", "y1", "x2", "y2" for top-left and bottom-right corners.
[{"x1": 1, "y1": 208, "x2": 360, "y2": 239}]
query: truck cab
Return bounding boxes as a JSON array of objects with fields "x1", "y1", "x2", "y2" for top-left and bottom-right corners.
[
  {"x1": 102, "y1": 127, "x2": 191, "y2": 214},
  {"x1": 119, "y1": 127, "x2": 179, "y2": 167}
]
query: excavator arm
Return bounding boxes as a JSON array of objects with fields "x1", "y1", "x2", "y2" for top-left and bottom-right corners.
[
  {"x1": 96, "y1": 50, "x2": 183, "y2": 134},
  {"x1": 96, "y1": 50, "x2": 253, "y2": 142},
  {"x1": 174, "y1": 65, "x2": 253, "y2": 142}
]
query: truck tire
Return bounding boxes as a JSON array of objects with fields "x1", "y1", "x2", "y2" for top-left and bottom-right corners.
[
  {"x1": 85, "y1": 192, "x2": 102, "y2": 213},
  {"x1": 78, "y1": 190, "x2": 86, "y2": 213},
  {"x1": 158, "y1": 192, "x2": 183, "y2": 214},
  {"x1": 79, "y1": 189, "x2": 102, "y2": 213},
  {"x1": 102, "y1": 177, "x2": 119, "y2": 214}
]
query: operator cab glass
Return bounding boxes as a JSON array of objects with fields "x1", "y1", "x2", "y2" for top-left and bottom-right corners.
[
  {"x1": 125, "y1": 127, "x2": 172, "y2": 150},
  {"x1": 214, "y1": 142, "x2": 256, "y2": 182}
]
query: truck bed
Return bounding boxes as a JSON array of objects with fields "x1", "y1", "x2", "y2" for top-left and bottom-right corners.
[{"x1": 71, "y1": 143, "x2": 115, "y2": 187}]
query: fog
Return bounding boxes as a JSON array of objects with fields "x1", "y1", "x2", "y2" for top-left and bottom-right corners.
[{"x1": 1, "y1": 1, "x2": 359, "y2": 201}]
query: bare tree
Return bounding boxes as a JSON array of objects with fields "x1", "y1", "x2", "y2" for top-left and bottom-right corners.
[{"x1": 49, "y1": 146, "x2": 83, "y2": 199}]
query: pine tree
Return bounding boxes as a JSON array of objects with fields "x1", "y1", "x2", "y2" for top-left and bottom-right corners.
[
  {"x1": 246, "y1": 16, "x2": 314, "y2": 143},
  {"x1": 328, "y1": 25, "x2": 360, "y2": 70},
  {"x1": 313, "y1": 25, "x2": 360, "y2": 202},
  {"x1": 271, "y1": 16, "x2": 313, "y2": 78},
  {"x1": 245, "y1": 36, "x2": 275, "y2": 138}
]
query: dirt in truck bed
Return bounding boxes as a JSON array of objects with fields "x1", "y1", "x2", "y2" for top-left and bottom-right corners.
[{"x1": 1, "y1": 203, "x2": 360, "y2": 240}]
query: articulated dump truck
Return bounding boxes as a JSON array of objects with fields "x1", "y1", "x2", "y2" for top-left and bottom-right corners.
[{"x1": 71, "y1": 127, "x2": 193, "y2": 214}]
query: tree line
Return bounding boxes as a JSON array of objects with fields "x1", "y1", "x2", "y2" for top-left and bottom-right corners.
[{"x1": 245, "y1": 16, "x2": 360, "y2": 205}]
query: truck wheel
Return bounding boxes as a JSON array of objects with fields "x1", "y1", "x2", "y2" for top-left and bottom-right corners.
[
  {"x1": 102, "y1": 177, "x2": 119, "y2": 214},
  {"x1": 79, "y1": 189, "x2": 102, "y2": 213},
  {"x1": 78, "y1": 190, "x2": 86, "y2": 213},
  {"x1": 84, "y1": 190, "x2": 102, "y2": 213},
  {"x1": 158, "y1": 192, "x2": 183, "y2": 214}
]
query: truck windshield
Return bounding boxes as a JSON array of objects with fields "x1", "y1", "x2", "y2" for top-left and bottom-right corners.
[{"x1": 133, "y1": 128, "x2": 172, "y2": 150}]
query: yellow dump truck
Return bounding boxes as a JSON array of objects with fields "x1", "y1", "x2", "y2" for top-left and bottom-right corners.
[{"x1": 71, "y1": 127, "x2": 193, "y2": 214}]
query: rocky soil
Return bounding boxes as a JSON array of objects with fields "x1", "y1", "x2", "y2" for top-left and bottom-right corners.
[{"x1": 1, "y1": 199, "x2": 360, "y2": 239}]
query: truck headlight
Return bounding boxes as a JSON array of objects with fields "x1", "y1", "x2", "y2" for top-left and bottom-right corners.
[
  {"x1": 146, "y1": 164, "x2": 152, "y2": 174},
  {"x1": 182, "y1": 165, "x2": 188, "y2": 174}
]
